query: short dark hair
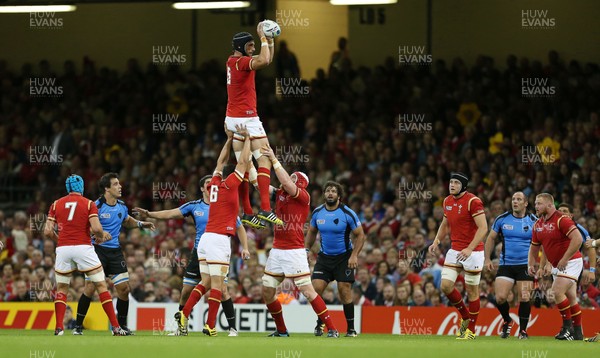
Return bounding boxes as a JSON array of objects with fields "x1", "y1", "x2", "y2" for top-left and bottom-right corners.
[
  {"x1": 323, "y1": 180, "x2": 344, "y2": 199},
  {"x1": 558, "y1": 202, "x2": 574, "y2": 213},
  {"x1": 98, "y1": 173, "x2": 119, "y2": 194},
  {"x1": 199, "y1": 175, "x2": 212, "y2": 188}
]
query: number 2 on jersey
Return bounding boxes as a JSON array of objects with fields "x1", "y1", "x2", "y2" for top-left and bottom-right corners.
[
  {"x1": 65, "y1": 202, "x2": 78, "y2": 221},
  {"x1": 209, "y1": 185, "x2": 219, "y2": 203}
]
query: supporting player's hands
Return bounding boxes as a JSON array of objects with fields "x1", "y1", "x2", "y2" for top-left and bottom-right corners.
[
  {"x1": 241, "y1": 249, "x2": 251, "y2": 260},
  {"x1": 260, "y1": 145, "x2": 275, "y2": 160},
  {"x1": 132, "y1": 207, "x2": 149, "y2": 220},
  {"x1": 457, "y1": 248, "x2": 472, "y2": 262},
  {"x1": 556, "y1": 257, "x2": 568, "y2": 271},
  {"x1": 224, "y1": 123, "x2": 233, "y2": 139},
  {"x1": 541, "y1": 261, "x2": 552, "y2": 276},
  {"x1": 235, "y1": 124, "x2": 249, "y2": 139},
  {"x1": 528, "y1": 265, "x2": 537, "y2": 277}
]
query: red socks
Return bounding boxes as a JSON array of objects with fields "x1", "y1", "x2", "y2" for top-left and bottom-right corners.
[
  {"x1": 54, "y1": 291, "x2": 67, "y2": 330},
  {"x1": 99, "y1": 291, "x2": 120, "y2": 328},
  {"x1": 240, "y1": 173, "x2": 253, "y2": 215},
  {"x1": 266, "y1": 300, "x2": 287, "y2": 333},
  {"x1": 446, "y1": 289, "x2": 469, "y2": 320},
  {"x1": 206, "y1": 289, "x2": 222, "y2": 329},
  {"x1": 557, "y1": 298, "x2": 572, "y2": 321},
  {"x1": 183, "y1": 284, "x2": 206, "y2": 318},
  {"x1": 257, "y1": 167, "x2": 271, "y2": 211},
  {"x1": 571, "y1": 303, "x2": 582, "y2": 327},
  {"x1": 310, "y1": 296, "x2": 336, "y2": 331},
  {"x1": 468, "y1": 298, "x2": 480, "y2": 332}
]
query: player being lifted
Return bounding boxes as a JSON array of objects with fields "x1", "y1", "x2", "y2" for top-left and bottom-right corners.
[
  {"x1": 134, "y1": 175, "x2": 248, "y2": 336},
  {"x1": 429, "y1": 172, "x2": 488, "y2": 340},
  {"x1": 259, "y1": 145, "x2": 339, "y2": 338},
  {"x1": 43, "y1": 174, "x2": 127, "y2": 336},
  {"x1": 226, "y1": 21, "x2": 282, "y2": 228},
  {"x1": 175, "y1": 124, "x2": 251, "y2": 336},
  {"x1": 74, "y1": 173, "x2": 155, "y2": 336}
]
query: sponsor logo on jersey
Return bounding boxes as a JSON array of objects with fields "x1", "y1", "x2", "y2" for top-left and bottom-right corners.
[
  {"x1": 194, "y1": 211, "x2": 204, "y2": 217},
  {"x1": 502, "y1": 224, "x2": 514, "y2": 230},
  {"x1": 227, "y1": 226, "x2": 234, "y2": 231},
  {"x1": 446, "y1": 206, "x2": 452, "y2": 210},
  {"x1": 100, "y1": 213, "x2": 110, "y2": 219},
  {"x1": 317, "y1": 219, "x2": 325, "y2": 225}
]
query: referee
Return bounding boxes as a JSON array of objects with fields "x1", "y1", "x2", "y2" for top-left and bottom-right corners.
[
  {"x1": 306, "y1": 181, "x2": 365, "y2": 337},
  {"x1": 484, "y1": 191, "x2": 537, "y2": 340}
]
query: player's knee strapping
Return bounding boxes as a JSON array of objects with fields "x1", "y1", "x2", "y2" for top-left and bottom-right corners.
[
  {"x1": 441, "y1": 267, "x2": 459, "y2": 283},
  {"x1": 88, "y1": 271, "x2": 106, "y2": 283},
  {"x1": 293, "y1": 275, "x2": 311, "y2": 287},
  {"x1": 208, "y1": 264, "x2": 229, "y2": 277},
  {"x1": 55, "y1": 274, "x2": 71, "y2": 284},
  {"x1": 111, "y1": 272, "x2": 129, "y2": 285},
  {"x1": 464, "y1": 272, "x2": 481, "y2": 285},
  {"x1": 234, "y1": 151, "x2": 253, "y2": 162},
  {"x1": 262, "y1": 274, "x2": 283, "y2": 288}
]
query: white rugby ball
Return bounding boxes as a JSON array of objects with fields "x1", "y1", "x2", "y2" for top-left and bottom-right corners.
[{"x1": 262, "y1": 20, "x2": 281, "y2": 38}]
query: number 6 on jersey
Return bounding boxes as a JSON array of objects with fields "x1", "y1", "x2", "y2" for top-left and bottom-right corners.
[{"x1": 209, "y1": 185, "x2": 219, "y2": 203}]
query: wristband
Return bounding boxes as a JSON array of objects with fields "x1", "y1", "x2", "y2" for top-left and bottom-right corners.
[
  {"x1": 273, "y1": 161, "x2": 282, "y2": 170},
  {"x1": 590, "y1": 267, "x2": 596, "y2": 273},
  {"x1": 593, "y1": 240, "x2": 597, "y2": 248},
  {"x1": 261, "y1": 42, "x2": 269, "y2": 47},
  {"x1": 137, "y1": 221, "x2": 143, "y2": 229}
]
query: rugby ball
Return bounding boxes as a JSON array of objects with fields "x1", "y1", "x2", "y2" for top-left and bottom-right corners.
[{"x1": 262, "y1": 20, "x2": 281, "y2": 38}]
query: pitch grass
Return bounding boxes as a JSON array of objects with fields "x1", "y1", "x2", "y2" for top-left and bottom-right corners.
[{"x1": 2, "y1": 330, "x2": 597, "y2": 358}]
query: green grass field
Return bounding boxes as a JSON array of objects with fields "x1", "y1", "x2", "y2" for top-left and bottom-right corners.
[{"x1": 2, "y1": 330, "x2": 597, "y2": 358}]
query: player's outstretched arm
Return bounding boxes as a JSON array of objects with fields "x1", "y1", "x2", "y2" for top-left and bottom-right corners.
[
  {"x1": 261, "y1": 145, "x2": 296, "y2": 195},
  {"x1": 251, "y1": 22, "x2": 271, "y2": 70},
  {"x1": 124, "y1": 215, "x2": 156, "y2": 231},
  {"x1": 429, "y1": 217, "x2": 448, "y2": 254},
  {"x1": 348, "y1": 226, "x2": 366, "y2": 269},
  {"x1": 236, "y1": 225, "x2": 251, "y2": 260},
  {"x1": 133, "y1": 207, "x2": 183, "y2": 221},
  {"x1": 484, "y1": 229, "x2": 498, "y2": 271},
  {"x1": 214, "y1": 125, "x2": 234, "y2": 174}
]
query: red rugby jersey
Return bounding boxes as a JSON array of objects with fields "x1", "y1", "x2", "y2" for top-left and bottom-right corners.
[
  {"x1": 48, "y1": 193, "x2": 98, "y2": 247},
  {"x1": 443, "y1": 192, "x2": 485, "y2": 251},
  {"x1": 531, "y1": 211, "x2": 582, "y2": 267},
  {"x1": 273, "y1": 187, "x2": 310, "y2": 250},
  {"x1": 205, "y1": 171, "x2": 243, "y2": 236},
  {"x1": 226, "y1": 56, "x2": 257, "y2": 117}
]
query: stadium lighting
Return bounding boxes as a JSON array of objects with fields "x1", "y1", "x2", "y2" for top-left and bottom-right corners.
[
  {"x1": 172, "y1": 1, "x2": 251, "y2": 10},
  {"x1": 330, "y1": 0, "x2": 397, "y2": 5},
  {"x1": 0, "y1": 5, "x2": 76, "y2": 13}
]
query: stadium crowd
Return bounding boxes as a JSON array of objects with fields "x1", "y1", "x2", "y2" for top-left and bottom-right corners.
[{"x1": 0, "y1": 49, "x2": 599, "y2": 311}]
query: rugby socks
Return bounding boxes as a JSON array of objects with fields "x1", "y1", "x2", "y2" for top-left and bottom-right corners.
[
  {"x1": 179, "y1": 304, "x2": 184, "y2": 311},
  {"x1": 257, "y1": 167, "x2": 272, "y2": 211},
  {"x1": 206, "y1": 289, "x2": 222, "y2": 329},
  {"x1": 446, "y1": 289, "x2": 469, "y2": 319},
  {"x1": 76, "y1": 293, "x2": 92, "y2": 326},
  {"x1": 267, "y1": 300, "x2": 287, "y2": 333},
  {"x1": 571, "y1": 303, "x2": 582, "y2": 327},
  {"x1": 99, "y1": 291, "x2": 120, "y2": 328},
  {"x1": 343, "y1": 303, "x2": 355, "y2": 331},
  {"x1": 496, "y1": 301, "x2": 511, "y2": 323},
  {"x1": 183, "y1": 284, "x2": 206, "y2": 318},
  {"x1": 557, "y1": 298, "x2": 572, "y2": 326},
  {"x1": 221, "y1": 298, "x2": 236, "y2": 330},
  {"x1": 518, "y1": 301, "x2": 531, "y2": 331},
  {"x1": 116, "y1": 298, "x2": 129, "y2": 327},
  {"x1": 310, "y1": 296, "x2": 336, "y2": 331},
  {"x1": 54, "y1": 291, "x2": 68, "y2": 330},
  {"x1": 240, "y1": 173, "x2": 253, "y2": 215},
  {"x1": 468, "y1": 298, "x2": 480, "y2": 332}
]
